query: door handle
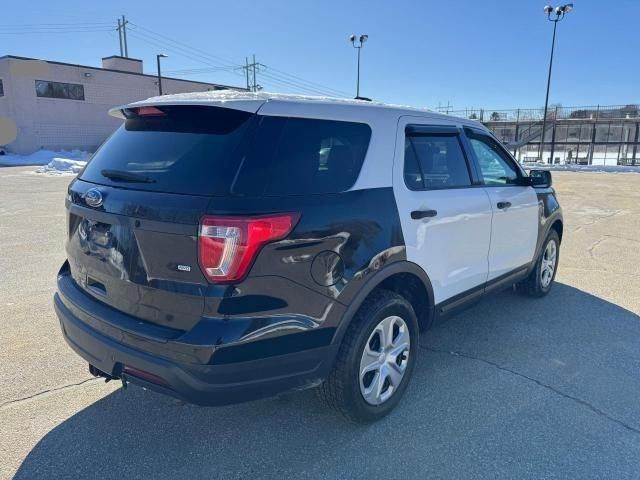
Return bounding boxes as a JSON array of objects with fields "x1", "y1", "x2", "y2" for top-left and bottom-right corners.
[
  {"x1": 411, "y1": 209, "x2": 438, "y2": 219},
  {"x1": 497, "y1": 201, "x2": 512, "y2": 210}
]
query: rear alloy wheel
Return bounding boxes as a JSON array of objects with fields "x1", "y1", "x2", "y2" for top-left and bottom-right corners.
[
  {"x1": 359, "y1": 316, "x2": 410, "y2": 406},
  {"x1": 317, "y1": 290, "x2": 418, "y2": 423},
  {"x1": 515, "y1": 229, "x2": 560, "y2": 297}
]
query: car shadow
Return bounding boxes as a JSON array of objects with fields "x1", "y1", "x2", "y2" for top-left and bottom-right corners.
[{"x1": 14, "y1": 283, "x2": 640, "y2": 479}]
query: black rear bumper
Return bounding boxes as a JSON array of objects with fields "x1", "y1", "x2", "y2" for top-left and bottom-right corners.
[{"x1": 54, "y1": 273, "x2": 338, "y2": 406}]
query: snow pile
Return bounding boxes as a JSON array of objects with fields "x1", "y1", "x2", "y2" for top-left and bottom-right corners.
[
  {"x1": 36, "y1": 157, "x2": 88, "y2": 175},
  {"x1": 0, "y1": 149, "x2": 90, "y2": 167},
  {"x1": 523, "y1": 163, "x2": 640, "y2": 174},
  {"x1": 0, "y1": 149, "x2": 90, "y2": 175}
]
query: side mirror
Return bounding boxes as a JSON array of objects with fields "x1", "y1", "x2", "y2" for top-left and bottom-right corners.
[{"x1": 528, "y1": 169, "x2": 552, "y2": 188}]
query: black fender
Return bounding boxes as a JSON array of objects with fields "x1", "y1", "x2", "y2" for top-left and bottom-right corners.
[
  {"x1": 330, "y1": 259, "x2": 435, "y2": 346},
  {"x1": 529, "y1": 188, "x2": 564, "y2": 275}
]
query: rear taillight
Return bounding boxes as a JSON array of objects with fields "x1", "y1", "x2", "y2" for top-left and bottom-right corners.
[{"x1": 198, "y1": 213, "x2": 300, "y2": 283}]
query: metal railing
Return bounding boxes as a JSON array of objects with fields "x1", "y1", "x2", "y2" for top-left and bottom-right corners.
[
  {"x1": 446, "y1": 104, "x2": 640, "y2": 122},
  {"x1": 442, "y1": 104, "x2": 640, "y2": 165}
]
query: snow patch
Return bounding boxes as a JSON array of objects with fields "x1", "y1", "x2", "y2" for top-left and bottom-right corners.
[
  {"x1": 0, "y1": 149, "x2": 90, "y2": 175},
  {"x1": 524, "y1": 163, "x2": 640, "y2": 174},
  {"x1": 110, "y1": 90, "x2": 437, "y2": 118}
]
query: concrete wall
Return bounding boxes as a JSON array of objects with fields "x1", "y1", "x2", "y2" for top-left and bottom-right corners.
[{"x1": 0, "y1": 56, "x2": 239, "y2": 154}]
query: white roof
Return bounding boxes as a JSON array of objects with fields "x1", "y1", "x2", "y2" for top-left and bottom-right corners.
[{"x1": 109, "y1": 90, "x2": 480, "y2": 126}]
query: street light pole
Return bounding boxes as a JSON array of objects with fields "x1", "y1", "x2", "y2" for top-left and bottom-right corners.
[
  {"x1": 156, "y1": 53, "x2": 168, "y2": 96},
  {"x1": 539, "y1": 4, "x2": 573, "y2": 162},
  {"x1": 356, "y1": 46, "x2": 361, "y2": 98},
  {"x1": 349, "y1": 34, "x2": 368, "y2": 99}
]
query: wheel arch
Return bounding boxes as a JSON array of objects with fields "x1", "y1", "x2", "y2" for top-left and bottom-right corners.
[
  {"x1": 332, "y1": 261, "x2": 435, "y2": 345},
  {"x1": 550, "y1": 218, "x2": 563, "y2": 243}
]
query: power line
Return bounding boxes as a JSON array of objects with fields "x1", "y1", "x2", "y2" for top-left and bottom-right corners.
[
  {"x1": 127, "y1": 21, "x2": 348, "y2": 97},
  {"x1": 164, "y1": 67, "x2": 237, "y2": 75},
  {"x1": 126, "y1": 30, "x2": 243, "y2": 75},
  {"x1": 128, "y1": 22, "x2": 239, "y2": 68},
  {"x1": 264, "y1": 65, "x2": 350, "y2": 97},
  {"x1": 0, "y1": 28, "x2": 114, "y2": 34},
  {"x1": 259, "y1": 70, "x2": 342, "y2": 97},
  {"x1": 0, "y1": 21, "x2": 112, "y2": 26},
  {"x1": 0, "y1": 21, "x2": 115, "y2": 35}
]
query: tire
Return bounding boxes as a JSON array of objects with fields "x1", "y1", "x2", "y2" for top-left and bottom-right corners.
[
  {"x1": 317, "y1": 289, "x2": 419, "y2": 423},
  {"x1": 515, "y1": 229, "x2": 560, "y2": 297}
]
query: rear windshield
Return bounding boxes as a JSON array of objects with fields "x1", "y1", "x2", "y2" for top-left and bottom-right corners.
[
  {"x1": 80, "y1": 105, "x2": 371, "y2": 196},
  {"x1": 80, "y1": 106, "x2": 253, "y2": 196}
]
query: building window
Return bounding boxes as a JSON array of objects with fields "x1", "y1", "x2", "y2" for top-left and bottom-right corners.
[
  {"x1": 0, "y1": 79, "x2": 4, "y2": 97},
  {"x1": 35, "y1": 80, "x2": 84, "y2": 100}
]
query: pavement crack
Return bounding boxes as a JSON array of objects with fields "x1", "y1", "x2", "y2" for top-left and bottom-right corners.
[
  {"x1": 587, "y1": 236, "x2": 608, "y2": 259},
  {"x1": 420, "y1": 345, "x2": 640, "y2": 435},
  {"x1": 0, "y1": 377, "x2": 101, "y2": 410}
]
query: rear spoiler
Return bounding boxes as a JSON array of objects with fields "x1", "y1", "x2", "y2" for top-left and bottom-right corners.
[{"x1": 109, "y1": 95, "x2": 266, "y2": 120}]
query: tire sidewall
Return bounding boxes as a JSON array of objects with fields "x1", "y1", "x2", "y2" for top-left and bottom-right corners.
[
  {"x1": 537, "y1": 230, "x2": 560, "y2": 294},
  {"x1": 343, "y1": 295, "x2": 419, "y2": 421}
]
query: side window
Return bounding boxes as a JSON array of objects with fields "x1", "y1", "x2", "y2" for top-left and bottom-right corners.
[
  {"x1": 0, "y1": 79, "x2": 4, "y2": 97},
  {"x1": 404, "y1": 133, "x2": 471, "y2": 190},
  {"x1": 465, "y1": 130, "x2": 520, "y2": 186},
  {"x1": 232, "y1": 116, "x2": 371, "y2": 195}
]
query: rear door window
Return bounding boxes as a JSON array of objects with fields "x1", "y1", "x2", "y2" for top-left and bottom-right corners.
[
  {"x1": 404, "y1": 132, "x2": 472, "y2": 190},
  {"x1": 232, "y1": 116, "x2": 371, "y2": 195}
]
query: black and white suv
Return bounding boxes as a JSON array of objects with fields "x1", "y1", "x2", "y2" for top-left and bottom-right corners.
[{"x1": 55, "y1": 92, "x2": 562, "y2": 422}]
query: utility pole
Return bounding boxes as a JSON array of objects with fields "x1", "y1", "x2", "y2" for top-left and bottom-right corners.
[
  {"x1": 245, "y1": 57, "x2": 250, "y2": 90},
  {"x1": 121, "y1": 15, "x2": 129, "y2": 58},
  {"x1": 156, "y1": 54, "x2": 168, "y2": 95},
  {"x1": 252, "y1": 54, "x2": 257, "y2": 93},
  {"x1": 116, "y1": 19, "x2": 124, "y2": 56},
  {"x1": 237, "y1": 55, "x2": 264, "y2": 92}
]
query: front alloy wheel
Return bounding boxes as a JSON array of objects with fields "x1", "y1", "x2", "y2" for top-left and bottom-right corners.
[
  {"x1": 540, "y1": 239, "x2": 557, "y2": 289},
  {"x1": 514, "y1": 229, "x2": 560, "y2": 297}
]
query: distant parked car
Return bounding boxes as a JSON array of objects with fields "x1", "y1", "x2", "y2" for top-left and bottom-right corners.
[{"x1": 54, "y1": 92, "x2": 563, "y2": 422}]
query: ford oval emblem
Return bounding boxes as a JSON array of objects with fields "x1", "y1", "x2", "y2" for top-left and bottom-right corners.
[{"x1": 84, "y1": 189, "x2": 103, "y2": 208}]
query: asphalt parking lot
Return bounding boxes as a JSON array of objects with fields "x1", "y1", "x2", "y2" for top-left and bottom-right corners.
[{"x1": 1, "y1": 167, "x2": 639, "y2": 479}]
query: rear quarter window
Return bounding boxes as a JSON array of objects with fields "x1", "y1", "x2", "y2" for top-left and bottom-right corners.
[{"x1": 232, "y1": 116, "x2": 371, "y2": 196}]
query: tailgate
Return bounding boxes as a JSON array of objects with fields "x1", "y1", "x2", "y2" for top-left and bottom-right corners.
[{"x1": 66, "y1": 181, "x2": 210, "y2": 331}]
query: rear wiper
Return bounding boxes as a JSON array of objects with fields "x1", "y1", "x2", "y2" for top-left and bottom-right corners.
[{"x1": 101, "y1": 169, "x2": 156, "y2": 183}]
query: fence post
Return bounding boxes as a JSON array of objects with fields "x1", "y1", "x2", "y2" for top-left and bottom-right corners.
[
  {"x1": 632, "y1": 121, "x2": 639, "y2": 166},
  {"x1": 549, "y1": 105, "x2": 559, "y2": 164},
  {"x1": 513, "y1": 109, "x2": 520, "y2": 158},
  {"x1": 588, "y1": 105, "x2": 599, "y2": 165}
]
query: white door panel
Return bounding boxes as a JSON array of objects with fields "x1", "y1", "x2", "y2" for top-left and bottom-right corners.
[
  {"x1": 485, "y1": 186, "x2": 539, "y2": 279},
  {"x1": 397, "y1": 189, "x2": 492, "y2": 303},
  {"x1": 393, "y1": 117, "x2": 493, "y2": 305}
]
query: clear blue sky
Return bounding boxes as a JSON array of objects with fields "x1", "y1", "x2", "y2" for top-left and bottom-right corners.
[{"x1": 1, "y1": 0, "x2": 638, "y2": 110}]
